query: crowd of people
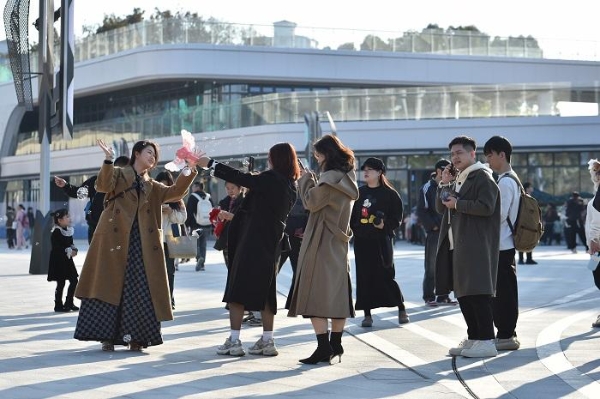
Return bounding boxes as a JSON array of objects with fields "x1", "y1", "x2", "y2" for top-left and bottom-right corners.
[{"x1": 5, "y1": 132, "x2": 599, "y2": 363}]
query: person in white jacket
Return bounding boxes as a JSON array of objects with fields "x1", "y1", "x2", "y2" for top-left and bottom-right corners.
[
  {"x1": 585, "y1": 159, "x2": 600, "y2": 328},
  {"x1": 156, "y1": 171, "x2": 188, "y2": 310}
]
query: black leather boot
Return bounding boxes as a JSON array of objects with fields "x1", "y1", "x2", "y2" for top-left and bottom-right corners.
[
  {"x1": 64, "y1": 298, "x2": 79, "y2": 311},
  {"x1": 54, "y1": 289, "x2": 68, "y2": 312},
  {"x1": 54, "y1": 300, "x2": 68, "y2": 312},
  {"x1": 330, "y1": 331, "x2": 344, "y2": 363},
  {"x1": 299, "y1": 332, "x2": 333, "y2": 365}
]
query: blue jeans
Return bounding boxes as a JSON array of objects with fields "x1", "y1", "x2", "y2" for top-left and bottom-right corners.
[{"x1": 195, "y1": 227, "x2": 209, "y2": 265}]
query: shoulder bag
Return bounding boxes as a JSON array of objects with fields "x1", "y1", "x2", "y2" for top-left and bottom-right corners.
[{"x1": 166, "y1": 224, "x2": 198, "y2": 259}]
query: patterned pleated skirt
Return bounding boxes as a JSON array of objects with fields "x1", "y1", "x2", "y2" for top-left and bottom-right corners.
[{"x1": 74, "y1": 218, "x2": 163, "y2": 348}]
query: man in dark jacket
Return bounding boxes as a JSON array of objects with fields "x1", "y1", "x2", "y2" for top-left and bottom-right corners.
[
  {"x1": 565, "y1": 191, "x2": 587, "y2": 253},
  {"x1": 185, "y1": 181, "x2": 214, "y2": 271},
  {"x1": 417, "y1": 159, "x2": 455, "y2": 306},
  {"x1": 54, "y1": 156, "x2": 129, "y2": 243},
  {"x1": 436, "y1": 135, "x2": 500, "y2": 359}
]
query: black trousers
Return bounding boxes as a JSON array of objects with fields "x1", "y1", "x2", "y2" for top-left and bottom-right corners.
[
  {"x1": 422, "y1": 230, "x2": 438, "y2": 301},
  {"x1": 593, "y1": 262, "x2": 600, "y2": 290},
  {"x1": 565, "y1": 219, "x2": 587, "y2": 250},
  {"x1": 56, "y1": 277, "x2": 78, "y2": 304},
  {"x1": 458, "y1": 294, "x2": 494, "y2": 340},
  {"x1": 278, "y1": 234, "x2": 302, "y2": 309},
  {"x1": 492, "y1": 249, "x2": 518, "y2": 339},
  {"x1": 163, "y1": 243, "x2": 175, "y2": 304}
]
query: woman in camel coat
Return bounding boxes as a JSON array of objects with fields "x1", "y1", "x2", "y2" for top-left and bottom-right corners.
[
  {"x1": 74, "y1": 140, "x2": 197, "y2": 352},
  {"x1": 288, "y1": 134, "x2": 359, "y2": 365}
]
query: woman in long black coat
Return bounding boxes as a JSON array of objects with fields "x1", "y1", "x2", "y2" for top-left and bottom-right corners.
[
  {"x1": 350, "y1": 158, "x2": 409, "y2": 327},
  {"x1": 197, "y1": 143, "x2": 300, "y2": 357},
  {"x1": 47, "y1": 209, "x2": 79, "y2": 312}
]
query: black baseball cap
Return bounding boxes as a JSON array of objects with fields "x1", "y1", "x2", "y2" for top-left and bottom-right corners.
[
  {"x1": 360, "y1": 157, "x2": 386, "y2": 173},
  {"x1": 435, "y1": 159, "x2": 450, "y2": 171}
]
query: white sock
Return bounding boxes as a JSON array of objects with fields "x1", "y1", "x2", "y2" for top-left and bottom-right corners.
[
  {"x1": 262, "y1": 331, "x2": 273, "y2": 341},
  {"x1": 230, "y1": 330, "x2": 240, "y2": 342}
]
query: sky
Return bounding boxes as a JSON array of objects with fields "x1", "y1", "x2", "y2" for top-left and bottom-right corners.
[{"x1": 2, "y1": 0, "x2": 599, "y2": 56}]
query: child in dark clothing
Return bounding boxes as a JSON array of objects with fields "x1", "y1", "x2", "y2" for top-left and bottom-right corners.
[{"x1": 47, "y1": 209, "x2": 79, "y2": 312}]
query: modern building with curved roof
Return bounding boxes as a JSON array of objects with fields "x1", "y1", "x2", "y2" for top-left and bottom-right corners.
[{"x1": 1, "y1": 19, "x2": 599, "y2": 235}]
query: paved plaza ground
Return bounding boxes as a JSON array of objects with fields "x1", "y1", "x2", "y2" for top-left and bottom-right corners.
[{"x1": 0, "y1": 239, "x2": 599, "y2": 398}]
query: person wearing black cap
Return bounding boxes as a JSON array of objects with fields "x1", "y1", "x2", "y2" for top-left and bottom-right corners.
[
  {"x1": 350, "y1": 157, "x2": 409, "y2": 327},
  {"x1": 565, "y1": 191, "x2": 588, "y2": 253},
  {"x1": 417, "y1": 158, "x2": 457, "y2": 306}
]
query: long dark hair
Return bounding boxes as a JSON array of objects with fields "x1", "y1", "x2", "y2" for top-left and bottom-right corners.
[
  {"x1": 155, "y1": 170, "x2": 183, "y2": 211},
  {"x1": 269, "y1": 142, "x2": 301, "y2": 180},
  {"x1": 129, "y1": 140, "x2": 159, "y2": 171},
  {"x1": 313, "y1": 134, "x2": 354, "y2": 173},
  {"x1": 379, "y1": 174, "x2": 397, "y2": 192}
]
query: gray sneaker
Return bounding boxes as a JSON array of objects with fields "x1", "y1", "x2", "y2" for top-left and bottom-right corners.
[
  {"x1": 195, "y1": 257, "x2": 205, "y2": 271},
  {"x1": 216, "y1": 337, "x2": 245, "y2": 356},
  {"x1": 247, "y1": 317, "x2": 263, "y2": 327},
  {"x1": 449, "y1": 338, "x2": 474, "y2": 356},
  {"x1": 495, "y1": 337, "x2": 520, "y2": 351},
  {"x1": 461, "y1": 339, "x2": 498, "y2": 358},
  {"x1": 248, "y1": 338, "x2": 279, "y2": 356}
]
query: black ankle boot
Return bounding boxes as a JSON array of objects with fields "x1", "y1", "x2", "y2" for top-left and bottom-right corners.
[
  {"x1": 64, "y1": 299, "x2": 79, "y2": 311},
  {"x1": 54, "y1": 300, "x2": 68, "y2": 312},
  {"x1": 300, "y1": 332, "x2": 332, "y2": 365},
  {"x1": 329, "y1": 331, "x2": 344, "y2": 363}
]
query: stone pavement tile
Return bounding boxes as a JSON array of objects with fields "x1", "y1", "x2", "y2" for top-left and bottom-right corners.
[
  {"x1": 0, "y1": 241, "x2": 463, "y2": 399},
  {"x1": 2, "y1": 240, "x2": 600, "y2": 398}
]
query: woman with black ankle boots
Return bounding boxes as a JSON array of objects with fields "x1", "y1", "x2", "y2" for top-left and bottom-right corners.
[{"x1": 288, "y1": 134, "x2": 359, "y2": 365}]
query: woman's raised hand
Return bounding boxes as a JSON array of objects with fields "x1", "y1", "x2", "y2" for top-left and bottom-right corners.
[
  {"x1": 190, "y1": 148, "x2": 210, "y2": 169},
  {"x1": 97, "y1": 139, "x2": 115, "y2": 160}
]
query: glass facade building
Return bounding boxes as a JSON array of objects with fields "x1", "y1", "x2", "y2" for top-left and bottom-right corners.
[{"x1": 1, "y1": 17, "x2": 599, "y2": 238}]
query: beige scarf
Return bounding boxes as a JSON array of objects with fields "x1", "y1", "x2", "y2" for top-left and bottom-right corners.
[{"x1": 448, "y1": 161, "x2": 491, "y2": 250}]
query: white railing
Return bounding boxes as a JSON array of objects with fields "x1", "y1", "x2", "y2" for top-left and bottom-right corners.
[{"x1": 3, "y1": 18, "x2": 600, "y2": 83}]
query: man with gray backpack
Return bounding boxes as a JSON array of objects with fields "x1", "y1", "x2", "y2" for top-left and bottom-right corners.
[{"x1": 186, "y1": 181, "x2": 214, "y2": 271}]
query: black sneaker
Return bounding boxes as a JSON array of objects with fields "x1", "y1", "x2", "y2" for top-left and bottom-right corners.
[{"x1": 436, "y1": 297, "x2": 458, "y2": 305}]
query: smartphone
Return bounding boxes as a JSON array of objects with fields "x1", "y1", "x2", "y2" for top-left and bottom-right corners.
[
  {"x1": 298, "y1": 159, "x2": 308, "y2": 171},
  {"x1": 248, "y1": 156, "x2": 255, "y2": 172},
  {"x1": 448, "y1": 163, "x2": 458, "y2": 176}
]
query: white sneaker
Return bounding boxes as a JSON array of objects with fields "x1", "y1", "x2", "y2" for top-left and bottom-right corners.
[
  {"x1": 216, "y1": 337, "x2": 246, "y2": 356},
  {"x1": 449, "y1": 338, "x2": 474, "y2": 356},
  {"x1": 248, "y1": 338, "x2": 279, "y2": 356},
  {"x1": 495, "y1": 336, "x2": 520, "y2": 351},
  {"x1": 461, "y1": 339, "x2": 498, "y2": 358}
]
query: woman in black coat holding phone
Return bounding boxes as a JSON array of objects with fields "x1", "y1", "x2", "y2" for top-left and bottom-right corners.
[{"x1": 196, "y1": 143, "x2": 300, "y2": 357}]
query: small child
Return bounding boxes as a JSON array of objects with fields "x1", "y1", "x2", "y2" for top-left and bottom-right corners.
[{"x1": 47, "y1": 209, "x2": 79, "y2": 312}]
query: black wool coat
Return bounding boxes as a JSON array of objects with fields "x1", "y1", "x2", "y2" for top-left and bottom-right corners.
[
  {"x1": 213, "y1": 164, "x2": 296, "y2": 312},
  {"x1": 47, "y1": 227, "x2": 79, "y2": 282}
]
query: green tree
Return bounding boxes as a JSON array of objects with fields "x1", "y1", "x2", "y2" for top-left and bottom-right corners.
[
  {"x1": 337, "y1": 42, "x2": 356, "y2": 51},
  {"x1": 91, "y1": 8, "x2": 145, "y2": 35},
  {"x1": 360, "y1": 34, "x2": 389, "y2": 51}
]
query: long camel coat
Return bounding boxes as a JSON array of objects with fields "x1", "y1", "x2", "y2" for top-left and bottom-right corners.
[
  {"x1": 75, "y1": 162, "x2": 196, "y2": 321},
  {"x1": 434, "y1": 165, "x2": 500, "y2": 299},
  {"x1": 288, "y1": 169, "x2": 359, "y2": 318}
]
